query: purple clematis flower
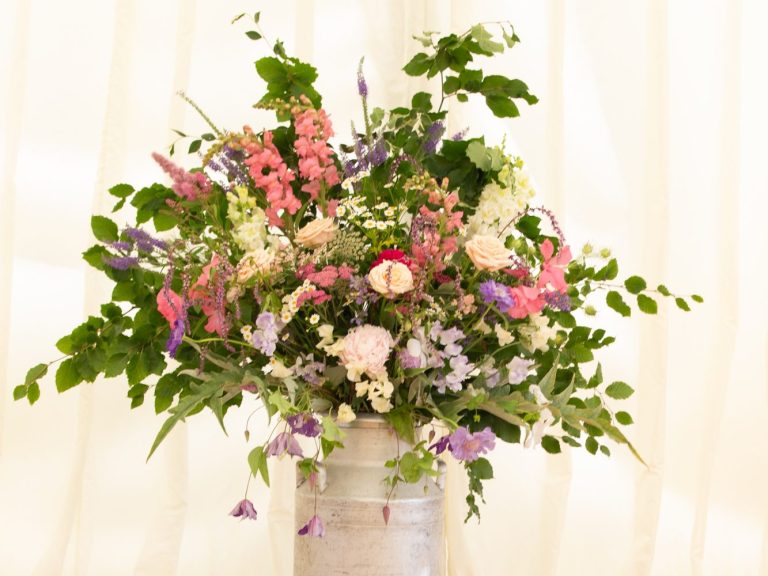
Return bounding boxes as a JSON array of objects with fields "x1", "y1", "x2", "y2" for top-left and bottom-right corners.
[
  {"x1": 266, "y1": 432, "x2": 303, "y2": 458},
  {"x1": 429, "y1": 435, "x2": 450, "y2": 456},
  {"x1": 166, "y1": 318, "x2": 185, "y2": 357},
  {"x1": 448, "y1": 427, "x2": 496, "y2": 462},
  {"x1": 298, "y1": 514, "x2": 325, "y2": 538},
  {"x1": 229, "y1": 498, "x2": 258, "y2": 521},
  {"x1": 286, "y1": 413, "x2": 323, "y2": 438}
]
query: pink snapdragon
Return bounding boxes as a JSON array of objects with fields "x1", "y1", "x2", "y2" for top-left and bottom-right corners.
[
  {"x1": 241, "y1": 128, "x2": 299, "y2": 228},
  {"x1": 152, "y1": 152, "x2": 212, "y2": 201},
  {"x1": 292, "y1": 106, "x2": 340, "y2": 202},
  {"x1": 188, "y1": 256, "x2": 228, "y2": 336},
  {"x1": 157, "y1": 287, "x2": 183, "y2": 325}
]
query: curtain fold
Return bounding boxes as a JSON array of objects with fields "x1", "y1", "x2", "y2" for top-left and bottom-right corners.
[{"x1": 0, "y1": 1, "x2": 765, "y2": 574}]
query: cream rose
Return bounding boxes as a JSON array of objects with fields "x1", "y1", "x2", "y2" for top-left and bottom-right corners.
[
  {"x1": 339, "y1": 324, "x2": 394, "y2": 381},
  {"x1": 368, "y1": 261, "x2": 414, "y2": 297},
  {"x1": 295, "y1": 218, "x2": 336, "y2": 249},
  {"x1": 465, "y1": 234, "x2": 512, "y2": 271},
  {"x1": 237, "y1": 248, "x2": 275, "y2": 283}
]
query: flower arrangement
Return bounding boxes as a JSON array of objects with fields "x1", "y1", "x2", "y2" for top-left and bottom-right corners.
[{"x1": 15, "y1": 15, "x2": 701, "y2": 534}]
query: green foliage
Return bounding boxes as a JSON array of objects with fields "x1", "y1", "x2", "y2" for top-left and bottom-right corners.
[
  {"x1": 605, "y1": 381, "x2": 634, "y2": 400},
  {"x1": 255, "y1": 55, "x2": 321, "y2": 110},
  {"x1": 248, "y1": 446, "x2": 270, "y2": 487},
  {"x1": 606, "y1": 291, "x2": 631, "y2": 317},
  {"x1": 637, "y1": 294, "x2": 658, "y2": 314},
  {"x1": 624, "y1": 275, "x2": 647, "y2": 294}
]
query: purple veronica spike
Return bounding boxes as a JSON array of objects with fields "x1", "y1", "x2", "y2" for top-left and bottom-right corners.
[
  {"x1": 357, "y1": 59, "x2": 368, "y2": 98},
  {"x1": 544, "y1": 290, "x2": 571, "y2": 311},
  {"x1": 298, "y1": 514, "x2": 325, "y2": 538},
  {"x1": 229, "y1": 498, "x2": 258, "y2": 520},
  {"x1": 448, "y1": 427, "x2": 496, "y2": 462},
  {"x1": 104, "y1": 256, "x2": 139, "y2": 270},
  {"x1": 369, "y1": 138, "x2": 388, "y2": 166},
  {"x1": 451, "y1": 128, "x2": 468, "y2": 141},
  {"x1": 423, "y1": 121, "x2": 445, "y2": 155},
  {"x1": 266, "y1": 432, "x2": 303, "y2": 458},
  {"x1": 110, "y1": 241, "x2": 132, "y2": 251},
  {"x1": 124, "y1": 227, "x2": 167, "y2": 252},
  {"x1": 286, "y1": 413, "x2": 323, "y2": 438}
]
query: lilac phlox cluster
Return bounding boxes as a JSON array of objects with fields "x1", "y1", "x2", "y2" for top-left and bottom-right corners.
[
  {"x1": 507, "y1": 357, "x2": 535, "y2": 385},
  {"x1": 250, "y1": 312, "x2": 281, "y2": 356},
  {"x1": 430, "y1": 322, "x2": 475, "y2": 393},
  {"x1": 544, "y1": 290, "x2": 571, "y2": 311},
  {"x1": 104, "y1": 256, "x2": 139, "y2": 270},
  {"x1": 423, "y1": 121, "x2": 445, "y2": 155},
  {"x1": 478, "y1": 280, "x2": 516, "y2": 311},
  {"x1": 298, "y1": 514, "x2": 325, "y2": 538},
  {"x1": 266, "y1": 432, "x2": 303, "y2": 458},
  {"x1": 286, "y1": 413, "x2": 323, "y2": 438},
  {"x1": 229, "y1": 498, "x2": 258, "y2": 521},
  {"x1": 124, "y1": 227, "x2": 167, "y2": 252},
  {"x1": 451, "y1": 128, "x2": 468, "y2": 141},
  {"x1": 430, "y1": 426, "x2": 497, "y2": 462}
]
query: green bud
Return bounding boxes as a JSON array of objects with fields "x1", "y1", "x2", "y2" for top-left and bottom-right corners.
[
  {"x1": 584, "y1": 305, "x2": 597, "y2": 316},
  {"x1": 581, "y1": 243, "x2": 593, "y2": 256},
  {"x1": 599, "y1": 248, "x2": 611, "y2": 258}
]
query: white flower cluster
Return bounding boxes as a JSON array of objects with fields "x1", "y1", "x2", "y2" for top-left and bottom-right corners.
[
  {"x1": 227, "y1": 186, "x2": 268, "y2": 253},
  {"x1": 337, "y1": 194, "x2": 398, "y2": 231},
  {"x1": 355, "y1": 376, "x2": 394, "y2": 413},
  {"x1": 280, "y1": 280, "x2": 317, "y2": 324},
  {"x1": 466, "y1": 164, "x2": 536, "y2": 241}
]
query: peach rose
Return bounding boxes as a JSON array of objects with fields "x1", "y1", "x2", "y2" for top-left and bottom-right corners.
[
  {"x1": 295, "y1": 218, "x2": 336, "y2": 249},
  {"x1": 465, "y1": 234, "x2": 512, "y2": 271},
  {"x1": 237, "y1": 249, "x2": 275, "y2": 283},
  {"x1": 368, "y1": 261, "x2": 414, "y2": 297}
]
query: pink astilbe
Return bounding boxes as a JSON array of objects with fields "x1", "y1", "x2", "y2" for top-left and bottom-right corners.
[
  {"x1": 296, "y1": 288, "x2": 332, "y2": 307},
  {"x1": 152, "y1": 152, "x2": 212, "y2": 201},
  {"x1": 292, "y1": 105, "x2": 340, "y2": 202},
  {"x1": 537, "y1": 239, "x2": 572, "y2": 293},
  {"x1": 297, "y1": 264, "x2": 356, "y2": 288},
  {"x1": 241, "y1": 127, "x2": 299, "y2": 227}
]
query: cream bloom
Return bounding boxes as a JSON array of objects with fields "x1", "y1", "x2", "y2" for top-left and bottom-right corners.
[
  {"x1": 237, "y1": 248, "x2": 275, "y2": 283},
  {"x1": 520, "y1": 313, "x2": 557, "y2": 352},
  {"x1": 232, "y1": 212, "x2": 268, "y2": 254},
  {"x1": 336, "y1": 403, "x2": 357, "y2": 424},
  {"x1": 339, "y1": 324, "x2": 394, "y2": 381},
  {"x1": 295, "y1": 218, "x2": 336, "y2": 249},
  {"x1": 465, "y1": 234, "x2": 512, "y2": 271},
  {"x1": 368, "y1": 261, "x2": 414, "y2": 297}
]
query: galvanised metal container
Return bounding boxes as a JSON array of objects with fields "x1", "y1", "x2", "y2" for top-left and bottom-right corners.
[{"x1": 294, "y1": 415, "x2": 445, "y2": 576}]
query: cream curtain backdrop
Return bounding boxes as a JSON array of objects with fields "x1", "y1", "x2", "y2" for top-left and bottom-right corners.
[{"x1": 1, "y1": 0, "x2": 766, "y2": 574}]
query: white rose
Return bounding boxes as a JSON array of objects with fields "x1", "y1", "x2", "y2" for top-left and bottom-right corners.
[
  {"x1": 368, "y1": 261, "x2": 414, "y2": 297},
  {"x1": 295, "y1": 218, "x2": 337, "y2": 248},
  {"x1": 465, "y1": 234, "x2": 512, "y2": 271}
]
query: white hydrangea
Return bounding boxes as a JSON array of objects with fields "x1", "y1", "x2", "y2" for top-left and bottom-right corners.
[{"x1": 466, "y1": 166, "x2": 536, "y2": 241}]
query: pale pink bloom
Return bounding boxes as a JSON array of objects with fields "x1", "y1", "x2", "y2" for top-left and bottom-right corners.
[
  {"x1": 537, "y1": 239, "x2": 572, "y2": 292},
  {"x1": 507, "y1": 285, "x2": 545, "y2": 319},
  {"x1": 339, "y1": 324, "x2": 394, "y2": 380}
]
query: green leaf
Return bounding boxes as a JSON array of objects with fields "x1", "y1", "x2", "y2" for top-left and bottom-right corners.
[
  {"x1": 468, "y1": 457, "x2": 494, "y2": 480},
  {"x1": 691, "y1": 294, "x2": 704, "y2": 303},
  {"x1": 403, "y1": 53, "x2": 432, "y2": 76},
  {"x1": 13, "y1": 384, "x2": 27, "y2": 401},
  {"x1": 624, "y1": 276, "x2": 647, "y2": 294},
  {"x1": 321, "y1": 415, "x2": 344, "y2": 443},
  {"x1": 27, "y1": 382, "x2": 40, "y2": 405},
  {"x1": 586, "y1": 364, "x2": 603, "y2": 388},
  {"x1": 605, "y1": 381, "x2": 634, "y2": 400},
  {"x1": 25, "y1": 363, "x2": 48, "y2": 386},
  {"x1": 108, "y1": 183, "x2": 134, "y2": 198},
  {"x1": 248, "y1": 446, "x2": 270, "y2": 487},
  {"x1": 268, "y1": 391, "x2": 291, "y2": 415},
  {"x1": 675, "y1": 297, "x2": 691, "y2": 311},
  {"x1": 91, "y1": 215, "x2": 119, "y2": 243},
  {"x1": 399, "y1": 451, "x2": 423, "y2": 483},
  {"x1": 600, "y1": 445, "x2": 611, "y2": 456},
  {"x1": 126, "y1": 351, "x2": 149, "y2": 386},
  {"x1": 585, "y1": 436, "x2": 598, "y2": 455},
  {"x1": 410, "y1": 91, "x2": 432, "y2": 111},
  {"x1": 606, "y1": 291, "x2": 631, "y2": 317},
  {"x1": 466, "y1": 141, "x2": 490, "y2": 171},
  {"x1": 245, "y1": 30, "x2": 262, "y2": 40},
  {"x1": 657, "y1": 284, "x2": 671, "y2": 296},
  {"x1": 538, "y1": 356, "x2": 559, "y2": 399},
  {"x1": 615, "y1": 411, "x2": 634, "y2": 425},
  {"x1": 188, "y1": 139, "x2": 201, "y2": 154},
  {"x1": 637, "y1": 294, "x2": 658, "y2": 314},
  {"x1": 595, "y1": 259, "x2": 618, "y2": 281},
  {"x1": 153, "y1": 212, "x2": 177, "y2": 232},
  {"x1": 55, "y1": 358, "x2": 82, "y2": 392},
  {"x1": 541, "y1": 436, "x2": 561, "y2": 454},
  {"x1": 456, "y1": 93, "x2": 469, "y2": 103},
  {"x1": 230, "y1": 12, "x2": 245, "y2": 24},
  {"x1": 386, "y1": 405, "x2": 416, "y2": 445},
  {"x1": 485, "y1": 95, "x2": 519, "y2": 118},
  {"x1": 470, "y1": 25, "x2": 504, "y2": 54}
]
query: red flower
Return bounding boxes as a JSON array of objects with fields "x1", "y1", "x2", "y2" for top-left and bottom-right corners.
[{"x1": 370, "y1": 249, "x2": 411, "y2": 270}]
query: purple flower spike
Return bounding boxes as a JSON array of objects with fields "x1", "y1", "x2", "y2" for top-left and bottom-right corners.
[
  {"x1": 286, "y1": 413, "x2": 323, "y2": 438},
  {"x1": 104, "y1": 256, "x2": 139, "y2": 270},
  {"x1": 266, "y1": 432, "x2": 303, "y2": 458},
  {"x1": 448, "y1": 427, "x2": 496, "y2": 462},
  {"x1": 229, "y1": 498, "x2": 258, "y2": 521},
  {"x1": 298, "y1": 514, "x2": 325, "y2": 538},
  {"x1": 357, "y1": 58, "x2": 368, "y2": 98},
  {"x1": 165, "y1": 318, "x2": 185, "y2": 357}
]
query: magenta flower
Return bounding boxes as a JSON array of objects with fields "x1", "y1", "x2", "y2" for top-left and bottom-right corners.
[
  {"x1": 266, "y1": 432, "x2": 303, "y2": 458},
  {"x1": 229, "y1": 498, "x2": 258, "y2": 521},
  {"x1": 448, "y1": 427, "x2": 496, "y2": 462},
  {"x1": 298, "y1": 514, "x2": 325, "y2": 538},
  {"x1": 286, "y1": 413, "x2": 322, "y2": 438}
]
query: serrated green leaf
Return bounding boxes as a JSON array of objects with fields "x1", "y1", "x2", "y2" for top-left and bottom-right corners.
[
  {"x1": 605, "y1": 381, "x2": 634, "y2": 400},
  {"x1": 108, "y1": 183, "x2": 134, "y2": 198},
  {"x1": 624, "y1": 275, "x2": 647, "y2": 294},
  {"x1": 248, "y1": 445, "x2": 270, "y2": 487},
  {"x1": 25, "y1": 363, "x2": 48, "y2": 386},
  {"x1": 637, "y1": 294, "x2": 658, "y2": 314},
  {"x1": 470, "y1": 24, "x2": 504, "y2": 54},
  {"x1": 675, "y1": 297, "x2": 691, "y2": 311},
  {"x1": 403, "y1": 52, "x2": 431, "y2": 76},
  {"x1": 485, "y1": 95, "x2": 519, "y2": 118},
  {"x1": 55, "y1": 358, "x2": 81, "y2": 392},
  {"x1": 657, "y1": 284, "x2": 671, "y2": 296},
  {"x1": 385, "y1": 405, "x2": 415, "y2": 445},
  {"x1": 595, "y1": 258, "x2": 618, "y2": 281},
  {"x1": 469, "y1": 457, "x2": 494, "y2": 480},
  {"x1": 615, "y1": 411, "x2": 634, "y2": 425},
  {"x1": 606, "y1": 291, "x2": 631, "y2": 317},
  {"x1": 541, "y1": 436, "x2": 561, "y2": 454},
  {"x1": 26, "y1": 382, "x2": 40, "y2": 405},
  {"x1": 13, "y1": 384, "x2": 27, "y2": 401},
  {"x1": 585, "y1": 436, "x2": 598, "y2": 455},
  {"x1": 91, "y1": 215, "x2": 119, "y2": 243},
  {"x1": 268, "y1": 391, "x2": 291, "y2": 415},
  {"x1": 466, "y1": 141, "x2": 490, "y2": 171}
]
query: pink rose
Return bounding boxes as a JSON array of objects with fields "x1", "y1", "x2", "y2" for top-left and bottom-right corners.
[{"x1": 339, "y1": 324, "x2": 394, "y2": 380}]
